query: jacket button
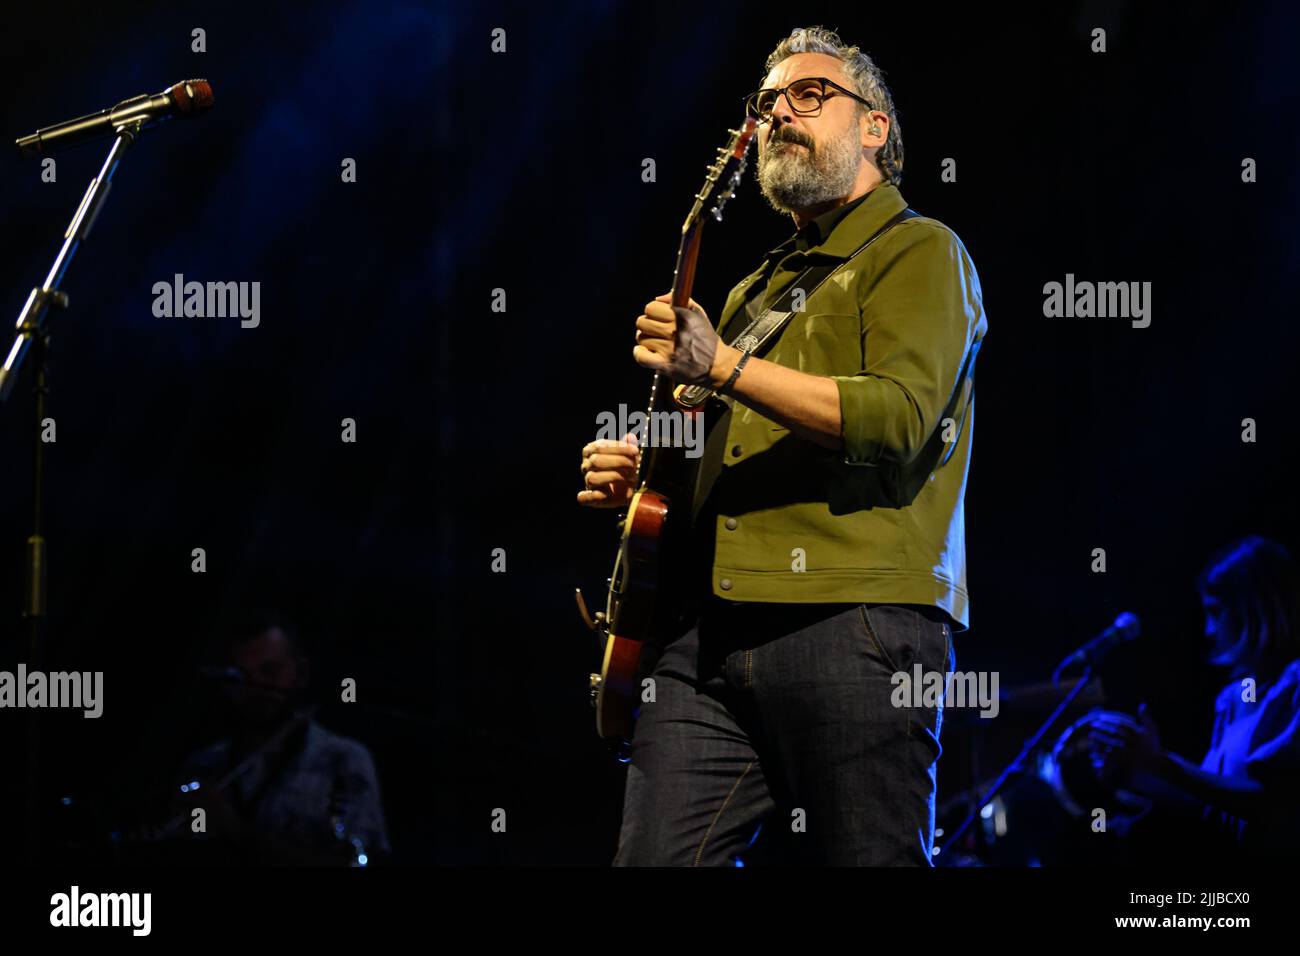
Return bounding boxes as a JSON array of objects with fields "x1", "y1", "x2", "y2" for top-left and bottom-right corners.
[
  {"x1": 724, "y1": 517, "x2": 738, "y2": 530},
  {"x1": 719, "y1": 578, "x2": 733, "y2": 590},
  {"x1": 731, "y1": 444, "x2": 743, "y2": 458}
]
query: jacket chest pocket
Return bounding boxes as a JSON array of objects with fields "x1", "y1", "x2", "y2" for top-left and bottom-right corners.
[{"x1": 767, "y1": 312, "x2": 863, "y2": 376}]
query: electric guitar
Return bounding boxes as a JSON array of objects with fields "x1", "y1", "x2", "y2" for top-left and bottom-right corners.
[{"x1": 576, "y1": 117, "x2": 757, "y2": 754}]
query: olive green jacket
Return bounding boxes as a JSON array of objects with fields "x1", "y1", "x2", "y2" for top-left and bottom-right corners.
[{"x1": 697, "y1": 181, "x2": 987, "y2": 630}]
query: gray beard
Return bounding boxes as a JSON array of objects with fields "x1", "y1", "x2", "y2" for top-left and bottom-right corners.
[{"x1": 757, "y1": 125, "x2": 861, "y2": 214}]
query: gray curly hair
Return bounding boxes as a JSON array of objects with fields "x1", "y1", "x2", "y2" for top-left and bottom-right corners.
[{"x1": 763, "y1": 26, "x2": 904, "y2": 187}]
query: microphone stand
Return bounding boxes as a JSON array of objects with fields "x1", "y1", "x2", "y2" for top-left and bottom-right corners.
[
  {"x1": 937, "y1": 664, "x2": 1096, "y2": 861},
  {"x1": 1, "y1": 122, "x2": 143, "y2": 863}
]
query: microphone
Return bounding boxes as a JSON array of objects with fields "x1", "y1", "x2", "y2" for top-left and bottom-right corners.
[
  {"x1": 16, "y1": 79, "x2": 214, "y2": 157},
  {"x1": 1053, "y1": 611, "x2": 1141, "y2": 680}
]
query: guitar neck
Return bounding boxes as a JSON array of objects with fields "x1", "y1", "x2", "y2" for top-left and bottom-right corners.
[
  {"x1": 632, "y1": 116, "x2": 756, "y2": 501},
  {"x1": 636, "y1": 224, "x2": 703, "y2": 499}
]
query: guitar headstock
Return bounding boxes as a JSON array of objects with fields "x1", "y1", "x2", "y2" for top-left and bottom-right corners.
[{"x1": 684, "y1": 116, "x2": 757, "y2": 233}]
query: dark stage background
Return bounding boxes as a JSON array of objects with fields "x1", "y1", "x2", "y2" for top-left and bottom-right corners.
[{"x1": 0, "y1": 0, "x2": 1297, "y2": 865}]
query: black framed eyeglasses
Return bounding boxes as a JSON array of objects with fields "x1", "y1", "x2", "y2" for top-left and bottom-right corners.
[{"x1": 743, "y1": 76, "x2": 874, "y2": 124}]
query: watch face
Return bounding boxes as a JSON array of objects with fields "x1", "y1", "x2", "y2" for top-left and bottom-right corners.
[{"x1": 734, "y1": 334, "x2": 759, "y2": 353}]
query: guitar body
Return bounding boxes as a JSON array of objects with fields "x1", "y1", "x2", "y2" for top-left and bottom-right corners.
[
  {"x1": 594, "y1": 488, "x2": 668, "y2": 743},
  {"x1": 582, "y1": 118, "x2": 757, "y2": 755}
]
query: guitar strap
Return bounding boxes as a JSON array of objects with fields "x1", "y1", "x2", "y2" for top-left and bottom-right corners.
[{"x1": 675, "y1": 206, "x2": 922, "y2": 409}]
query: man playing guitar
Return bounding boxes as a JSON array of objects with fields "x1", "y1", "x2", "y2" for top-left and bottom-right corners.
[{"x1": 578, "y1": 25, "x2": 987, "y2": 866}]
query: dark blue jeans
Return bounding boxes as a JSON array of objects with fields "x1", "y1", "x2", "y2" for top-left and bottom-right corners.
[{"x1": 613, "y1": 599, "x2": 954, "y2": 866}]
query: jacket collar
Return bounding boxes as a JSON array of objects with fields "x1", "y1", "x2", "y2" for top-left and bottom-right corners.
[{"x1": 763, "y1": 181, "x2": 908, "y2": 261}]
